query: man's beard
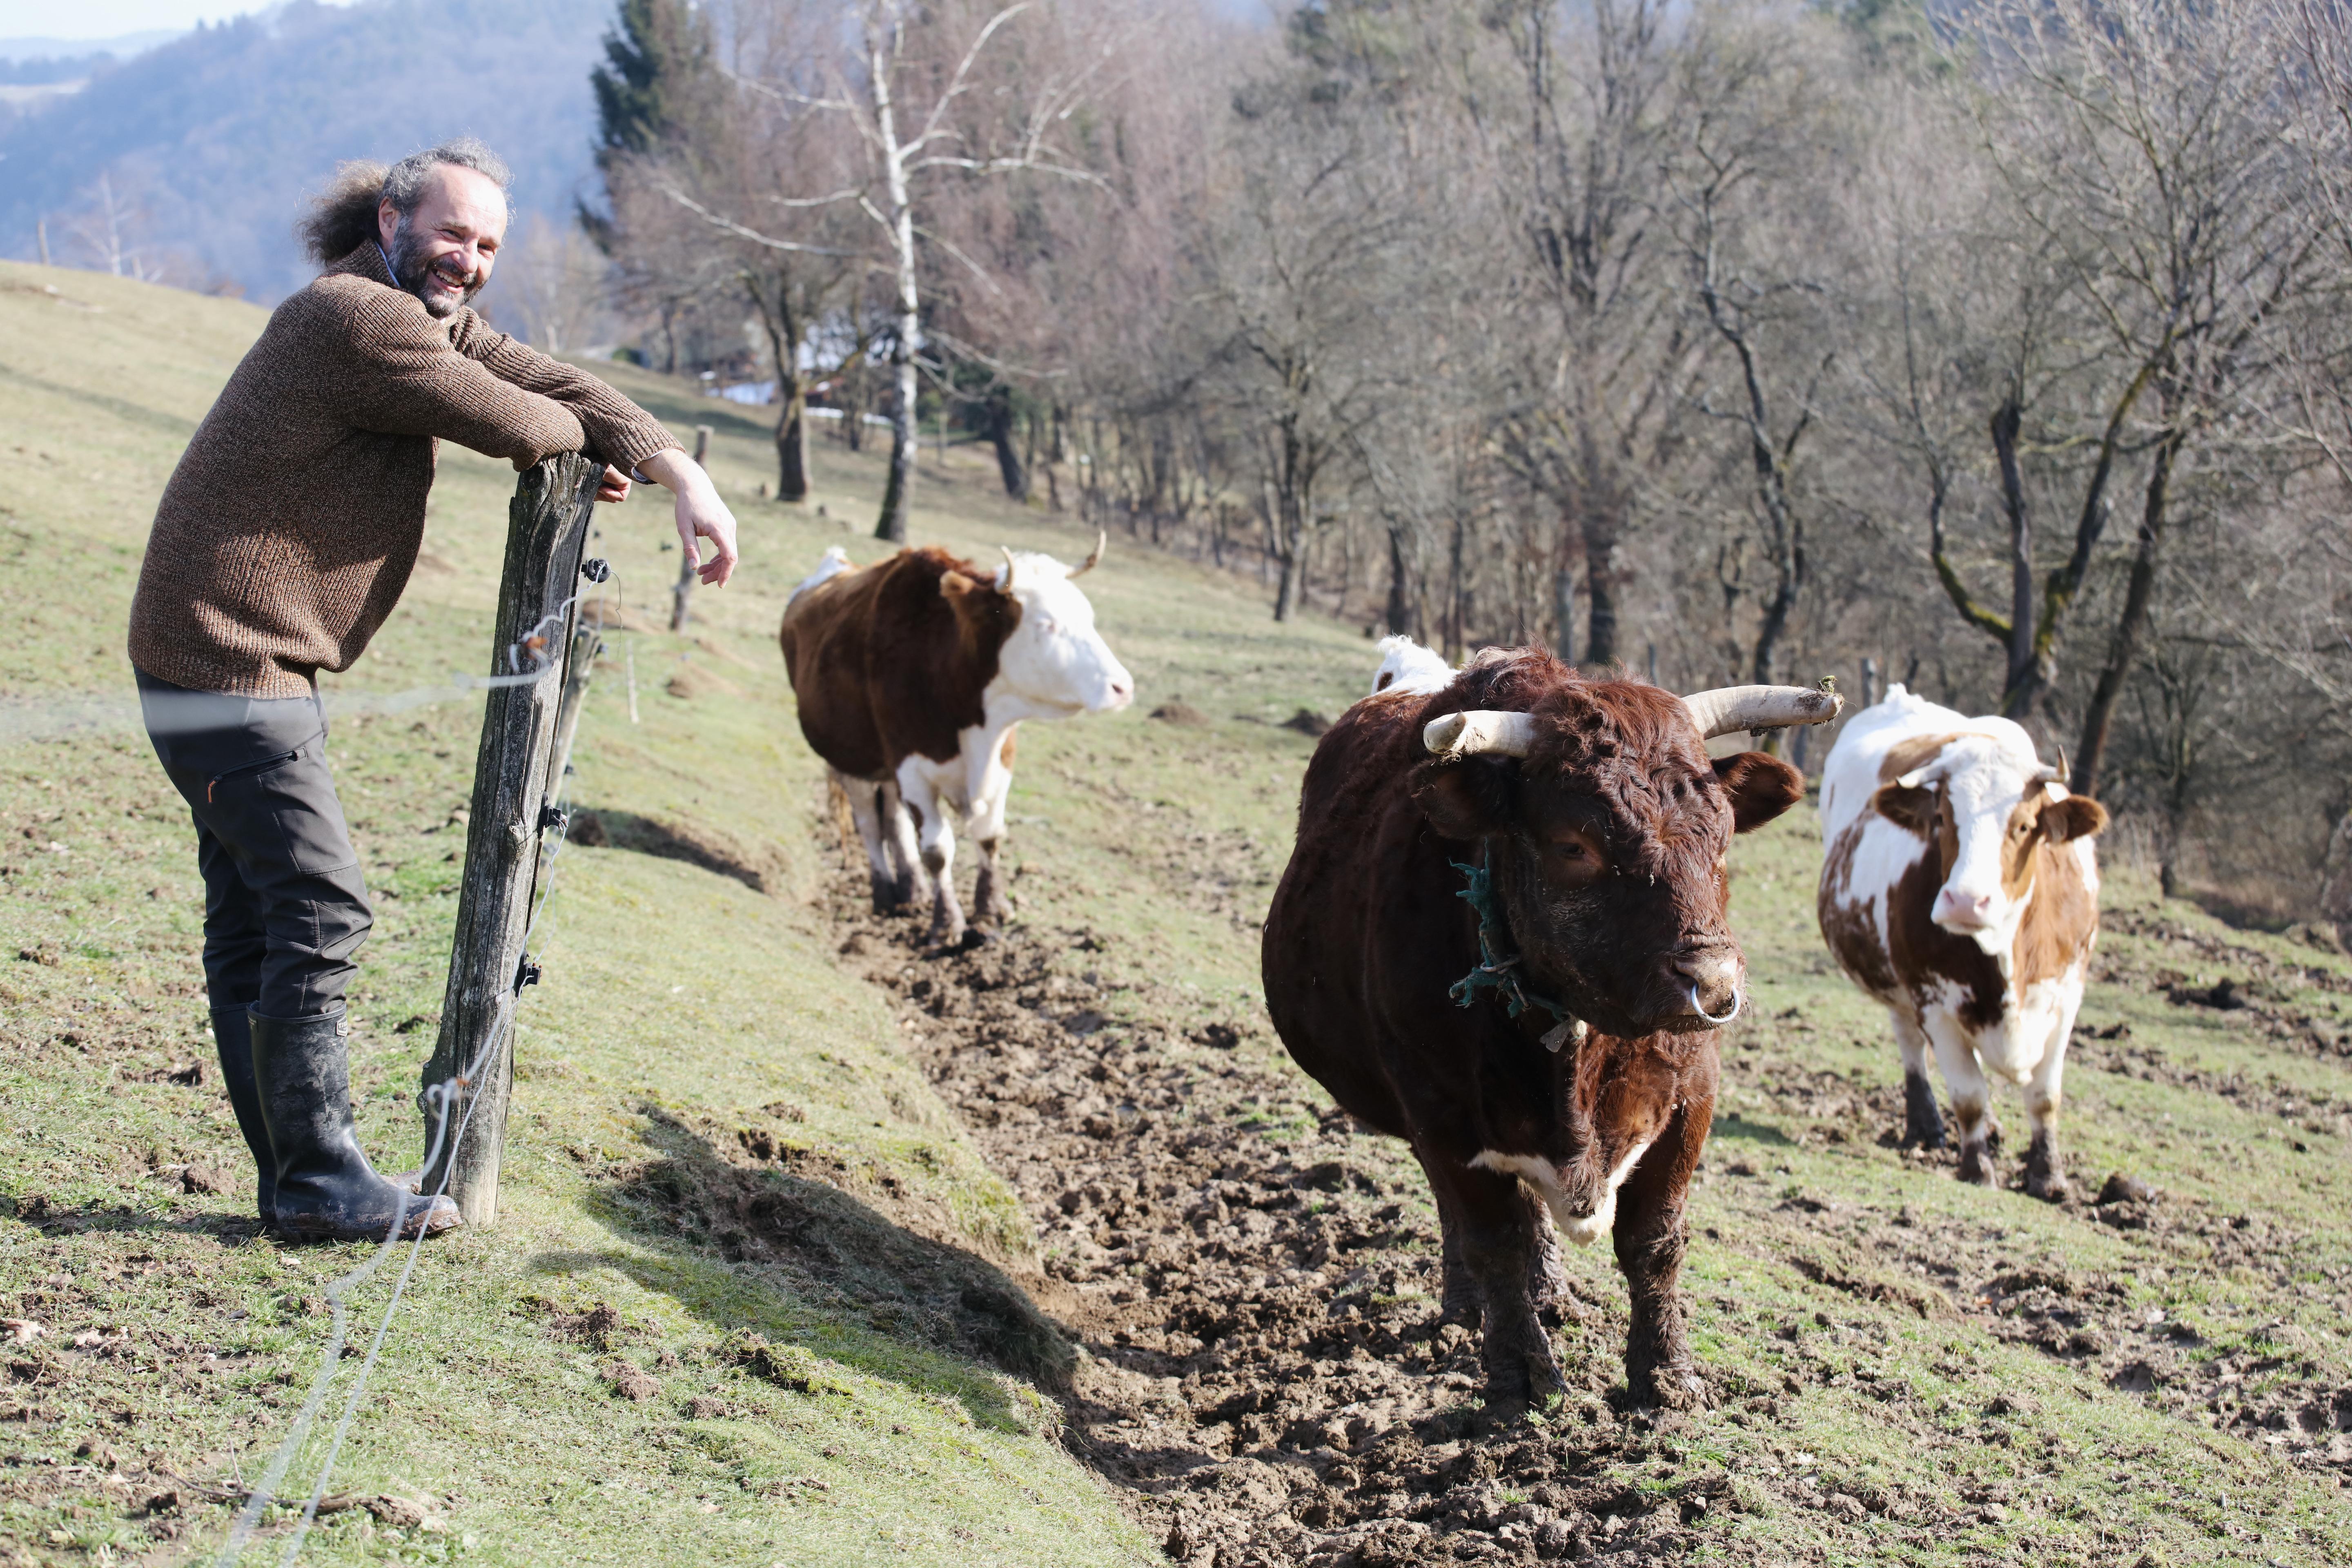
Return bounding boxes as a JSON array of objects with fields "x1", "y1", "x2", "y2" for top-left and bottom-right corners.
[{"x1": 388, "y1": 217, "x2": 484, "y2": 319}]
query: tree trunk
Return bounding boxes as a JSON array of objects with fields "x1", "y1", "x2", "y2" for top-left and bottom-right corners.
[
  {"x1": 776, "y1": 390, "x2": 809, "y2": 502},
  {"x1": 1385, "y1": 524, "x2": 1418, "y2": 639},
  {"x1": 870, "y1": 14, "x2": 919, "y2": 545},
  {"x1": 1552, "y1": 567, "x2": 1576, "y2": 664},
  {"x1": 1987, "y1": 397, "x2": 2047, "y2": 719},
  {"x1": 1583, "y1": 511, "x2": 1619, "y2": 667},
  {"x1": 2073, "y1": 428, "x2": 2183, "y2": 800},
  {"x1": 986, "y1": 386, "x2": 1026, "y2": 500}
]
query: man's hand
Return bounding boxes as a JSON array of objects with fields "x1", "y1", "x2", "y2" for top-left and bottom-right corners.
[
  {"x1": 597, "y1": 465, "x2": 632, "y2": 505},
  {"x1": 635, "y1": 448, "x2": 739, "y2": 587}
]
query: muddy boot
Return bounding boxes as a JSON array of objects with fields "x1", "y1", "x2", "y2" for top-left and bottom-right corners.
[
  {"x1": 249, "y1": 1009, "x2": 459, "y2": 1242},
  {"x1": 1901, "y1": 1070, "x2": 1946, "y2": 1150},
  {"x1": 208, "y1": 1005, "x2": 276, "y2": 1221}
]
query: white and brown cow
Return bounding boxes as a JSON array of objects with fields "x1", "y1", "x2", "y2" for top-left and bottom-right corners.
[
  {"x1": 1817, "y1": 686, "x2": 2109, "y2": 1199},
  {"x1": 781, "y1": 536, "x2": 1133, "y2": 946}
]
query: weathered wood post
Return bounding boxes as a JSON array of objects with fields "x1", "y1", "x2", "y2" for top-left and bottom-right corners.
[
  {"x1": 668, "y1": 424, "x2": 712, "y2": 631},
  {"x1": 420, "y1": 452, "x2": 604, "y2": 1225}
]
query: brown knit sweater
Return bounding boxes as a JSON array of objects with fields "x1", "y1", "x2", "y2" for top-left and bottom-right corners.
[{"x1": 128, "y1": 244, "x2": 677, "y2": 697}]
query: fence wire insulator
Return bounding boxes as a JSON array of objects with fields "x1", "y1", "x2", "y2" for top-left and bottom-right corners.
[
  {"x1": 515, "y1": 956, "x2": 542, "y2": 991},
  {"x1": 580, "y1": 557, "x2": 610, "y2": 584}
]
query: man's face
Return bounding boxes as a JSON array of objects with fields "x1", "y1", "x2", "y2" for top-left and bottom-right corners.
[{"x1": 376, "y1": 165, "x2": 506, "y2": 319}]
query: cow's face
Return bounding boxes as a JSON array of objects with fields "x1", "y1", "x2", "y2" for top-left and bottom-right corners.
[
  {"x1": 1870, "y1": 734, "x2": 2109, "y2": 956},
  {"x1": 987, "y1": 551, "x2": 1134, "y2": 715},
  {"x1": 1411, "y1": 681, "x2": 1804, "y2": 1038}
]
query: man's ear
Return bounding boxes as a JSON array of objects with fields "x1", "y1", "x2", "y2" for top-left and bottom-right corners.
[
  {"x1": 1409, "y1": 758, "x2": 1513, "y2": 842},
  {"x1": 2040, "y1": 793, "x2": 2109, "y2": 843},
  {"x1": 1872, "y1": 782, "x2": 1940, "y2": 837},
  {"x1": 377, "y1": 198, "x2": 400, "y2": 252},
  {"x1": 1714, "y1": 751, "x2": 1804, "y2": 833}
]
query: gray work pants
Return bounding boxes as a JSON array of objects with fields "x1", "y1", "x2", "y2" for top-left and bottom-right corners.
[{"x1": 136, "y1": 669, "x2": 373, "y2": 1019}]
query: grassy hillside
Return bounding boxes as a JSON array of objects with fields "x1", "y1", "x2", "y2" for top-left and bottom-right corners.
[{"x1": 1, "y1": 260, "x2": 2348, "y2": 1567}]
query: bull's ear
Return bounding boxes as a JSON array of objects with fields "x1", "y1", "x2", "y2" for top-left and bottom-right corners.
[
  {"x1": 939, "y1": 570, "x2": 976, "y2": 599},
  {"x1": 2041, "y1": 793, "x2": 2109, "y2": 843},
  {"x1": 1871, "y1": 782, "x2": 1939, "y2": 836},
  {"x1": 1409, "y1": 758, "x2": 1513, "y2": 841},
  {"x1": 1714, "y1": 751, "x2": 1804, "y2": 833}
]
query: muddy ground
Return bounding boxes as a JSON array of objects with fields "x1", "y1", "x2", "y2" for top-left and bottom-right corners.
[
  {"x1": 813, "y1": 870, "x2": 1882, "y2": 1566},
  {"x1": 791, "y1": 827, "x2": 2352, "y2": 1568}
]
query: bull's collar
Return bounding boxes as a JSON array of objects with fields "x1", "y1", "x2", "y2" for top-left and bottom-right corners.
[{"x1": 1448, "y1": 853, "x2": 1586, "y2": 1053}]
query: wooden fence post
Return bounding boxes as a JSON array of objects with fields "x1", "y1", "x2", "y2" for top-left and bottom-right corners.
[
  {"x1": 668, "y1": 424, "x2": 712, "y2": 631},
  {"x1": 420, "y1": 452, "x2": 604, "y2": 1225}
]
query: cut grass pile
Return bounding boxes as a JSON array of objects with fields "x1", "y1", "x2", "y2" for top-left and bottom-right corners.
[{"x1": 0, "y1": 259, "x2": 2348, "y2": 1566}]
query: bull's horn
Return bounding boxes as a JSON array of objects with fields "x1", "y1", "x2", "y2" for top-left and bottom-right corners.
[
  {"x1": 2031, "y1": 760, "x2": 2064, "y2": 785},
  {"x1": 1679, "y1": 684, "x2": 1843, "y2": 740},
  {"x1": 1423, "y1": 710, "x2": 1540, "y2": 760},
  {"x1": 1069, "y1": 530, "x2": 1106, "y2": 577},
  {"x1": 999, "y1": 546, "x2": 1018, "y2": 590}
]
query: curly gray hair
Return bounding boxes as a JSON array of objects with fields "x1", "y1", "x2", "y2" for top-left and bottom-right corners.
[{"x1": 298, "y1": 138, "x2": 512, "y2": 265}]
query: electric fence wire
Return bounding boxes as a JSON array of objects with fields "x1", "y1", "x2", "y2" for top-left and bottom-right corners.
[
  {"x1": 2, "y1": 588, "x2": 606, "y2": 747},
  {"x1": 209, "y1": 570, "x2": 606, "y2": 1566}
]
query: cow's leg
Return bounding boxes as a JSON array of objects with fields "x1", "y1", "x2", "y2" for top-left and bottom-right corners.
[
  {"x1": 2023, "y1": 1002, "x2": 2077, "y2": 1203},
  {"x1": 1414, "y1": 1146, "x2": 1481, "y2": 1328},
  {"x1": 1425, "y1": 1156, "x2": 1562, "y2": 1410},
  {"x1": 837, "y1": 771, "x2": 900, "y2": 912},
  {"x1": 898, "y1": 766, "x2": 965, "y2": 948},
  {"x1": 1928, "y1": 1021, "x2": 2000, "y2": 1187},
  {"x1": 880, "y1": 781, "x2": 927, "y2": 910},
  {"x1": 971, "y1": 837, "x2": 1011, "y2": 928},
  {"x1": 964, "y1": 724, "x2": 1017, "y2": 929},
  {"x1": 1525, "y1": 1197, "x2": 1573, "y2": 1325},
  {"x1": 1893, "y1": 1011, "x2": 1946, "y2": 1149},
  {"x1": 1615, "y1": 1098, "x2": 1708, "y2": 1410}
]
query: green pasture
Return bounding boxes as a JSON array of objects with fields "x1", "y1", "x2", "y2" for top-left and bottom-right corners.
[{"x1": 0, "y1": 261, "x2": 2346, "y2": 1565}]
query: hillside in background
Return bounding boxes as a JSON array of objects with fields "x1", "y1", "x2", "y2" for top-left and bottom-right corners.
[{"x1": 0, "y1": 0, "x2": 608, "y2": 301}]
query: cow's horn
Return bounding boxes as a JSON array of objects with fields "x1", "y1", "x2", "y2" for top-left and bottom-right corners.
[
  {"x1": 999, "y1": 547, "x2": 1018, "y2": 590},
  {"x1": 1423, "y1": 710, "x2": 1540, "y2": 760},
  {"x1": 1069, "y1": 530, "x2": 1106, "y2": 577},
  {"x1": 1679, "y1": 684, "x2": 1844, "y2": 740}
]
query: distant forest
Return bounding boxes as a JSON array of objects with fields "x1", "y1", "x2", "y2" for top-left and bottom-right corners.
[{"x1": 0, "y1": 0, "x2": 609, "y2": 302}]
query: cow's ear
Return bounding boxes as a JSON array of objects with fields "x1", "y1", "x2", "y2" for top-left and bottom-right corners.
[
  {"x1": 1713, "y1": 751, "x2": 1804, "y2": 833},
  {"x1": 939, "y1": 570, "x2": 977, "y2": 599},
  {"x1": 1871, "y1": 782, "x2": 1939, "y2": 836},
  {"x1": 2040, "y1": 793, "x2": 2109, "y2": 843},
  {"x1": 1410, "y1": 757, "x2": 1512, "y2": 841}
]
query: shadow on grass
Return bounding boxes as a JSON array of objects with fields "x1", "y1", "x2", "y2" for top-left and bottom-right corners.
[
  {"x1": 572, "y1": 808, "x2": 777, "y2": 894},
  {"x1": 552, "y1": 1106, "x2": 1071, "y2": 1431}
]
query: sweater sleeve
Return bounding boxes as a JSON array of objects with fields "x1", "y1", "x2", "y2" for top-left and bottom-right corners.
[
  {"x1": 449, "y1": 314, "x2": 680, "y2": 474},
  {"x1": 306, "y1": 284, "x2": 588, "y2": 470}
]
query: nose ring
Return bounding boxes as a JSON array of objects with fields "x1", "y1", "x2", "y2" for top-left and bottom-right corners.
[{"x1": 1688, "y1": 983, "x2": 1743, "y2": 1025}]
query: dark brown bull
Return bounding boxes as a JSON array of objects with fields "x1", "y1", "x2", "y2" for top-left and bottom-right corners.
[{"x1": 1261, "y1": 649, "x2": 1836, "y2": 1409}]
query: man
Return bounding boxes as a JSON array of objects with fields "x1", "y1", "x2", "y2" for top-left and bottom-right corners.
[{"x1": 127, "y1": 138, "x2": 738, "y2": 1242}]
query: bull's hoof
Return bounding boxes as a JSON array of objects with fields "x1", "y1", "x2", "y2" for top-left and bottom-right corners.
[
  {"x1": 869, "y1": 873, "x2": 903, "y2": 915},
  {"x1": 1627, "y1": 1360, "x2": 1707, "y2": 1412},
  {"x1": 1956, "y1": 1145, "x2": 1999, "y2": 1187},
  {"x1": 1481, "y1": 1343, "x2": 1567, "y2": 1417},
  {"x1": 1901, "y1": 1071, "x2": 1947, "y2": 1149}
]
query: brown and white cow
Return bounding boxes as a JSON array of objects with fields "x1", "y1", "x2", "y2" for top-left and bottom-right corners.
[
  {"x1": 1261, "y1": 648, "x2": 1837, "y2": 1409},
  {"x1": 1816, "y1": 686, "x2": 2109, "y2": 1199},
  {"x1": 780, "y1": 538, "x2": 1133, "y2": 946}
]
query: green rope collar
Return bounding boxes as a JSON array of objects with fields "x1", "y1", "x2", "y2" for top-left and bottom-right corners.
[{"x1": 1448, "y1": 857, "x2": 1585, "y2": 1052}]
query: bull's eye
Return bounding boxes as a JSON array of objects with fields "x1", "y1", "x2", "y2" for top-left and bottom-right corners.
[{"x1": 1541, "y1": 835, "x2": 1604, "y2": 886}]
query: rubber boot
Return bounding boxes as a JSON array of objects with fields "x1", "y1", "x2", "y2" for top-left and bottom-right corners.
[
  {"x1": 248, "y1": 1009, "x2": 459, "y2": 1242},
  {"x1": 207, "y1": 1005, "x2": 276, "y2": 1221}
]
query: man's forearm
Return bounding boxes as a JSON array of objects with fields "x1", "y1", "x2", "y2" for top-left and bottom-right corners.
[{"x1": 633, "y1": 447, "x2": 712, "y2": 496}]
